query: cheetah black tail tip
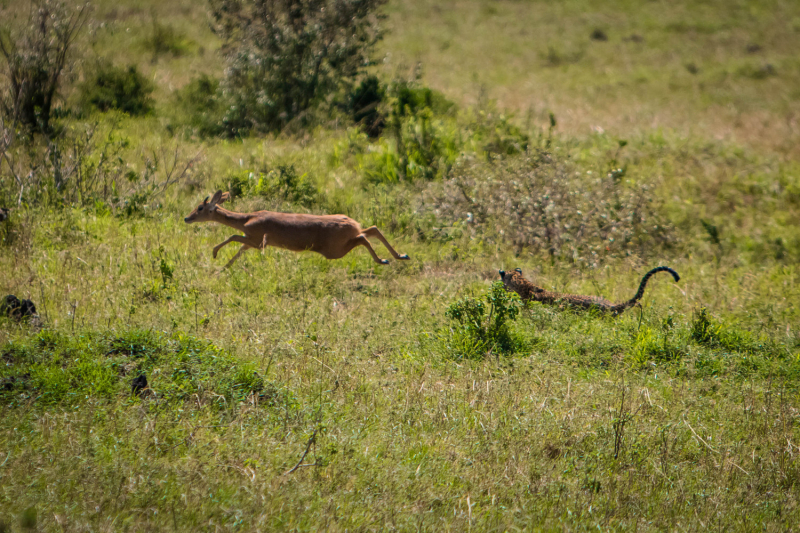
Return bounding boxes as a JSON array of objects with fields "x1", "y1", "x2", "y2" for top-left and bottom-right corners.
[{"x1": 656, "y1": 266, "x2": 681, "y2": 283}]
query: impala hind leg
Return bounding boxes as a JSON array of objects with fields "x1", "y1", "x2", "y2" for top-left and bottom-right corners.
[
  {"x1": 361, "y1": 226, "x2": 409, "y2": 260},
  {"x1": 341, "y1": 235, "x2": 389, "y2": 264},
  {"x1": 222, "y1": 244, "x2": 251, "y2": 270},
  {"x1": 213, "y1": 235, "x2": 250, "y2": 258}
]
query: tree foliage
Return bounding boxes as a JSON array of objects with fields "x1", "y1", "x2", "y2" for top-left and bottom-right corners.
[
  {"x1": 208, "y1": 0, "x2": 386, "y2": 134},
  {"x1": 79, "y1": 63, "x2": 155, "y2": 116},
  {"x1": 0, "y1": 0, "x2": 89, "y2": 135}
]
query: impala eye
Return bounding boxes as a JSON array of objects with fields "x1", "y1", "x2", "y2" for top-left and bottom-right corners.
[{"x1": 198, "y1": 206, "x2": 203, "y2": 211}]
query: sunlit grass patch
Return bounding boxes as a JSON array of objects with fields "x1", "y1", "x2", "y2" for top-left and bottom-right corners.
[
  {"x1": 0, "y1": 328, "x2": 287, "y2": 410},
  {"x1": 1, "y1": 0, "x2": 800, "y2": 529}
]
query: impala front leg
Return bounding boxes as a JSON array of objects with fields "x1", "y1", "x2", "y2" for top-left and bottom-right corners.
[{"x1": 213, "y1": 235, "x2": 249, "y2": 258}]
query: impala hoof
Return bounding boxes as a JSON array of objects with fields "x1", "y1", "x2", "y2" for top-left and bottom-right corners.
[
  {"x1": 380, "y1": 259, "x2": 389, "y2": 265},
  {"x1": 399, "y1": 254, "x2": 410, "y2": 260}
]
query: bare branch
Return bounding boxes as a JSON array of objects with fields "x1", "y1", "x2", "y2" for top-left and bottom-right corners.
[
  {"x1": 0, "y1": 0, "x2": 90, "y2": 134},
  {"x1": 284, "y1": 428, "x2": 319, "y2": 475}
]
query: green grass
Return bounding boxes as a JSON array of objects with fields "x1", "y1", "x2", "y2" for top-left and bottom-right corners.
[
  {"x1": 0, "y1": 329, "x2": 276, "y2": 407},
  {"x1": 2, "y1": 0, "x2": 800, "y2": 530},
  {"x1": 381, "y1": 0, "x2": 800, "y2": 157}
]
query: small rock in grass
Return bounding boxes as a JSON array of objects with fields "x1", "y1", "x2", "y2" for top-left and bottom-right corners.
[
  {"x1": 590, "y1": 28, "x2": 608, "y2": 41},
  {"x1": 131, "y1": 374, "x2": 148, "y2": 396},
  {"x1": 746, "y1": 43, "x2": 762, "y2": 54},
  {"x1": 2, "y1": 295, "x2": 37, "y2": 319}
]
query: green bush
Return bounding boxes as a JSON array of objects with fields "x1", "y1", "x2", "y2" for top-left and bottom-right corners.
[
  {"x1": 393, "y1": 108, "x2": 461, "y2": 182},
  {"x1": 355, "y1": 79, "x2": 529, "y2": 184},
  {"x1": 355, "y1": 80, "x2": 459, "y2": 183},
  {"x1": 173, "y1": 75, "x2": 228, "y2": 137},
  {"x1": 424, "y1": 153, "x2": 675, "y2": 264},
  {"x1": 223, "y1": 165, "x2": 318, "y2": 208},
  {"x1": 255, "y1": 165, "x2": 318, "y2": 207},
  {"x1": 389, "y1": 80, "x2": 456, "y2": 119},
  {"x1": 144, "y1": 18, "x2": 192, "y2": 60},
  {"x1": 208, "y1": 0, "x2": 386, "y2": 133},
  {"x1": 385, "y1": 82, "x2": 459, "y2": 180},
  {"x1": 79, "y1": 63, "x2": 154, "y2": 116},
  {"x1": 346, "y1": 75, "x2": 385, "y2": 137},
  {"x1": 465, "y1": 108, "x2": 530, "y2": 156},
  {"x1": 443, "y1": 282, "x2": 523, "y2": 360}
]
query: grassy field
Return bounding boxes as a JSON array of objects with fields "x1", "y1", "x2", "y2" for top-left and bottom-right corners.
[
  {"x1": 2, "y1": 0, "x2": 800, "y2": 531},
  {"x1": 382, "y1": 0, "x2": 800, "y2": 157}
]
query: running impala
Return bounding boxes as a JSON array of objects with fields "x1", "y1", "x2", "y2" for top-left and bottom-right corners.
[{"x1": 184, "y1": 190, "x2": 410, "y2": 269}]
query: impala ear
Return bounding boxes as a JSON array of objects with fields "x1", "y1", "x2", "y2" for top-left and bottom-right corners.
[
  {"x1": 219, "y1": 192, "x2": 230, "y2": 204},
  {"x1": 207, "y1": 190, "x2": 226, "y2": 209}
]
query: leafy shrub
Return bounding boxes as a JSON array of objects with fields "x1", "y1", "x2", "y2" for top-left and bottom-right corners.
[
  {"x1": 443, "y1": 282, "x2": 523, "y2": 359},
  {"x1": 355, "y1": 80, "x2": 460, "y2": 183},
  {"x1": 79, "y1": 63, "x2": 154, "y2": 116},
  {"x1": 225, "y1": 171, "x2": 253, "y2": 200},
  {"x1": 256, "y1": 165, "x2": 318, "y2": 207},
  {"x1": 346, "y1": 75, "x2": 385, "y2": 137},
  {"x1": 424, "y1": 153, "x2": 675, "y2": 264},
  {"x1": 464, "y1": 108, "x2": 530, "y2": 156},
  {"x1": 389, "y1": 80, "x2": 456, "y2": 119},
  {"x1": 396, "y1": 109, "x2": 461, "y2": 182},
  {"x1": 362, "y1": 109, "x2": 461, "y2": 184},
  {"x1": 355, "y1": 79, "x2": 529, "y2": 184},
  {"x1": 223, "y1": 165, "x2": 318, "y2": 208},
  {"x1": 144, "y1": 17, "x2": 192, "y2": 60},
  {"x1": 1, "y1": 115, "x2": 200, "y2": 211},
  {"x1": 208, "y1": 0, "x2": 386, "y2": 133},
  {"x1": 359, "y1": 144, "x2": 404, "y2": 184},
  {"x1": 173, "y1": 75, "x2": 228, "y2": 137}
]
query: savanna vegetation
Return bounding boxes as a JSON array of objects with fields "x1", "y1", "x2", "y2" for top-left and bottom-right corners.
[{"x1": 1, "y1": 0, "x2": 799, "y2": 530}]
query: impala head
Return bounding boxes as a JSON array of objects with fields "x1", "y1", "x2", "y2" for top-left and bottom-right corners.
[{"x1": 184, "y1": 190, "x2": 230, "y2": 223}]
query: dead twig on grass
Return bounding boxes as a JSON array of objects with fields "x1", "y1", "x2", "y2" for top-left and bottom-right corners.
[{"x1": 284, "y1": 428, "x2": 319, "y2": 475}]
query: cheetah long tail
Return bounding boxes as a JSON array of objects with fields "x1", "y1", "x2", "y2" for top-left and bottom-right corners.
[{"x1": 612, "y1": 266, "x2": 680, "y2": 314}]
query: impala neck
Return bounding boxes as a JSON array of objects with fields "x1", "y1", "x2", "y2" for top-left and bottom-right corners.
[{"x1": 211, "y1": 206, "x2": 250, "y2": 232}]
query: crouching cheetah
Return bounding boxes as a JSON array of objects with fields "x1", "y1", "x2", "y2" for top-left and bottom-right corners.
[{"x1": 498, "y1": 266, "x2": 680, "y2": 316}]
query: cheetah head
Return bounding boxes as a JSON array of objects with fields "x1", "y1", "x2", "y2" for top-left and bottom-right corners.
[{"x1": 498, "y1": 268, "x2": 525, "y2": 291}]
